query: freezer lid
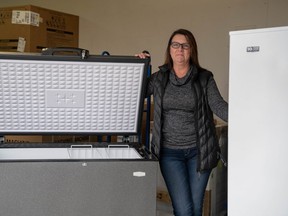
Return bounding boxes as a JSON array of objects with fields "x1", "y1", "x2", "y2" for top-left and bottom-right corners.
[{"x1": 0, "y1": 51, "x2": 150, "y2": 135}]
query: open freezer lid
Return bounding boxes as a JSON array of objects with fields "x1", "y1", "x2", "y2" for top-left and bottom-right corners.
[{"x1": 0, "y1": 51, "x2": 150, "y2": 135}]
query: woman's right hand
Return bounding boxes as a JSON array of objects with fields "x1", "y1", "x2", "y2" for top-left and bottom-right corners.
[{"x1": 135, "y1": 52, "x2": 150, "y2": 59}]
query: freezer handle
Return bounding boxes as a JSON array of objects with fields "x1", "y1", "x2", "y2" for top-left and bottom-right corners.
[
  {"x1": 68, "y1": 145, "x2": 93, "y2": 159},
  {"x1": 108, "y1": 144, "x2": 130, "y2": 149},
  {"x1": 70, "y1": 144, "x2": 93, "y2": 149},
  {"x1": 41, "y1": 47, "x2": 90, "y2": 59}
]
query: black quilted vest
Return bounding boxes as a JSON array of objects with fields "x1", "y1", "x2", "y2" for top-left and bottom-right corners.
[{"x1": 147, "y1": 64, "x2": 220, "y2": 172}]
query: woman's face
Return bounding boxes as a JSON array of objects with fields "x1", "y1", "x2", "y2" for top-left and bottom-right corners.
[{"x1": 169, "y1": 34, "x2": 191, "y2": 66}]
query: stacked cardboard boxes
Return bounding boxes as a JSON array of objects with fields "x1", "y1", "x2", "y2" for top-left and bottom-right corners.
[
  {"x1": 0, "y1": 5, "x2": 79, "y2": 53},
  {"x1": 4, "y1": 135, "x2": 118, "y2": 144},
  {"x1": 4, "y1": 135, "x2": 88, "y2": 143},
  {"x1": 0, "y1": 5, "x2": 79, "y2": 143}
]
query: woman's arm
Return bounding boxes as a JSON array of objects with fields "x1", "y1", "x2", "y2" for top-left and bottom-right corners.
[{"x1": 207, "y1": 77, "x2": 228, "y2": 122}]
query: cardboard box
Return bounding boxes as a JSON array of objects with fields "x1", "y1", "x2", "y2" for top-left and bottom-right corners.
[
  {"x1": 4, "y1": 135, "x2": 119, "y2": 144},
  {"x1": 89, "y1": 135, "x2": 118, "y2": 143},
  {"x1": 4, "y1": 135, "x2": 89, "y2": 143},
  {"x1": 0, "y1": 5, "x2": 79, "y2": 52}
]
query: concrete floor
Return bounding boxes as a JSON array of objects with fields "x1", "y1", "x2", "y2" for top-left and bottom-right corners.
[
  {"x1": 157, "y1": 201, "x2": 173, "y2": 216},
  {"x1": 157, "y1": 212, "x2": 173, "y2": 216}
]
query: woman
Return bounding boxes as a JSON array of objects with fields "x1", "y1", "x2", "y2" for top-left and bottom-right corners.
[{"x1": 138, "y1": 29, "x2": 228, "y2": 216}]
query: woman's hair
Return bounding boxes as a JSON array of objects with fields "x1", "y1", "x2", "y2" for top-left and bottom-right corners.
[{"x1": 164, "y1": 29, "x2": 201, "y2": 69}]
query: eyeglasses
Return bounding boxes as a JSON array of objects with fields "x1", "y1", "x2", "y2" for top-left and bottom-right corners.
[{"x1": 170, "y1": 42, "x2": 191, "y2": 50}]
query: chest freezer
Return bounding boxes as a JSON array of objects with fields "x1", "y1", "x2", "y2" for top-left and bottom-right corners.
[
  {"x1": 0, "y1": 143, "x2": 157, "y2": 216},
  {"x1": 0, "y1": 49, "x2": 158, "y2": 216}
]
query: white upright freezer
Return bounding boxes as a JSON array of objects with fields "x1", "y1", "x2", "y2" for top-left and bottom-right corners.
[
  {"x1": 0, "y1": 49, "x2": 158, "y2": 216},
  {"x1": 228, "y1": 26, "x2": 288, "y2": 216}
]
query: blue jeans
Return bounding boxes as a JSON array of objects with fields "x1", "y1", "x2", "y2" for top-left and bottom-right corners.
[{"x1": 159, "y1": 147, "x2": 211, "y2": 216}]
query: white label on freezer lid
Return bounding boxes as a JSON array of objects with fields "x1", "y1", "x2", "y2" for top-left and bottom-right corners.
[{"x1": 46, "y1": 89, "x2": 85, "y2": 108}]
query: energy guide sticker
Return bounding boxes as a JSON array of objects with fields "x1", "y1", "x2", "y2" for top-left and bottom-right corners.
[{"x1": 12, "y1": 10, "x2": 40, "y2": 26}]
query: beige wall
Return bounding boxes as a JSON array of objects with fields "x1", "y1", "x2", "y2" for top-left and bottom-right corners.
[{"x1": 1, "y1": 0, "x2": 288, "y2": 101}]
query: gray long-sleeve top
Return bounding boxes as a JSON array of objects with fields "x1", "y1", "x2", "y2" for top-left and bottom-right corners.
[{"x1": 161, "y1": 67, "x2": 228, "y2": 149}]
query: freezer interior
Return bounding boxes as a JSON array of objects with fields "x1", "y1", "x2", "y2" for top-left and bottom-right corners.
[{"x1": 0, "y1": 145, "x2": 143, "y2": 160}]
